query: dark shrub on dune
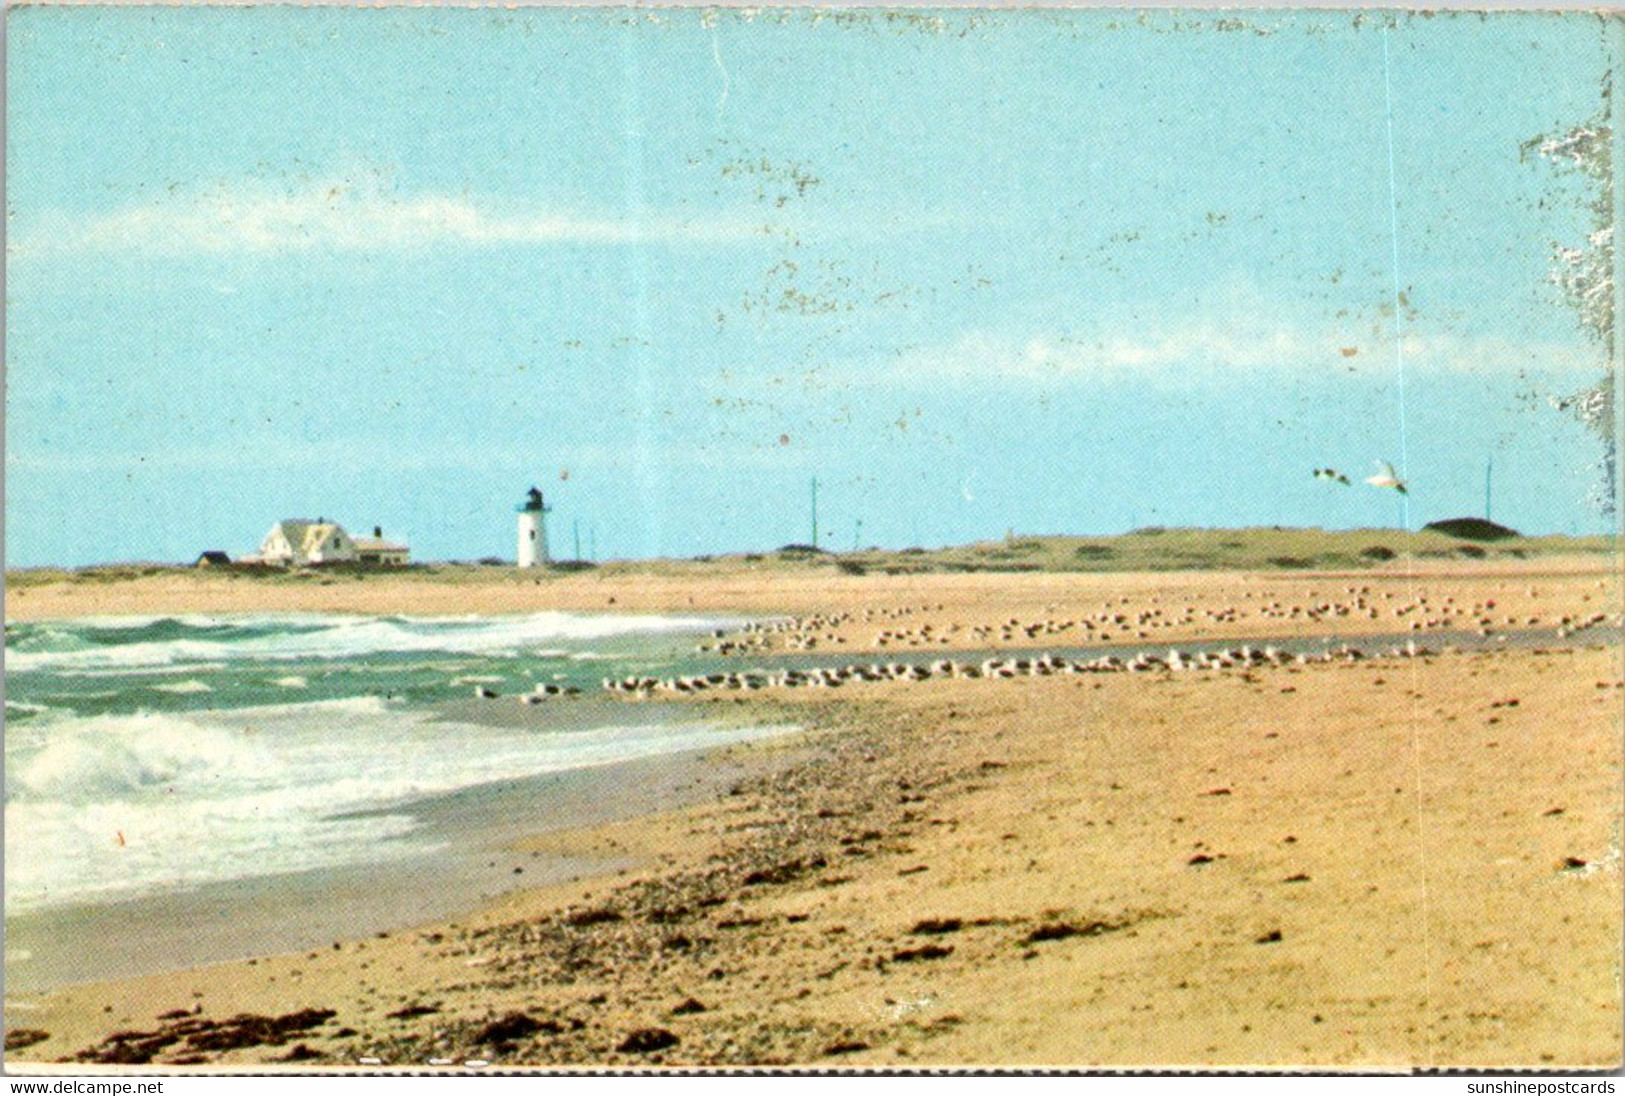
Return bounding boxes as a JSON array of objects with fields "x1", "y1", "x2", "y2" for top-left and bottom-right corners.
[
  {"x1": 1360, "y1": 545, "x2": 1397, "y2": 561},
  {"x1": 1423, "y1": 517, "x2": 1521, "y2": 541},
  {"x1": 1267, "y1": 556, "x2": 1316, "y2": 569}
]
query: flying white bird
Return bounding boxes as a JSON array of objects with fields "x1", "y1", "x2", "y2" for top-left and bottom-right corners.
[
  {"x1": 1365, "y1": 461, "x2": 1408, "y2": 494},
  {"x1": 1313, "y1": 467, "x2": 1351, "y2": 486}
]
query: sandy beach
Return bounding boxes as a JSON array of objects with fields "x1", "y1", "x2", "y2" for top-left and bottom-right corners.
[
  {"x1": 7, "y1": 551, "x2": 1617, "y2": 647},
  {"x1": 10, "y1": 0, "x2": 1622, "y2": 1074},
  {"x1": 4, "y1": 557, "x2": 1620, "y2": 1071}
]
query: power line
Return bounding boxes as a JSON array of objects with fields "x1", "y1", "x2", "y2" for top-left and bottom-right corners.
[{"x1": 1381, "y1": 27, "x2": 1412, "y2": 533}]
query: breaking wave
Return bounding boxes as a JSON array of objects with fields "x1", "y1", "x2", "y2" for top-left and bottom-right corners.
[
  {"x1": 6, "y1": 611, "x2": 736, "y2": 673},
  {"x1": 4, "y1": 695, "x2": 792, "y2": 912}
]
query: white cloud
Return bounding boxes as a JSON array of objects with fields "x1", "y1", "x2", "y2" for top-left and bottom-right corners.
[
  {"x1": 873, "y1": 316, "x2": 1599, "y2": 386},
  {"x1": 10, "y1": 178, "x2": 774, "y2": 259}
]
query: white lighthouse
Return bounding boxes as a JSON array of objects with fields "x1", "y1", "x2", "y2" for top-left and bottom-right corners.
[{"x1": 516, "y1": 486, "x2": 551, "y2": 568}]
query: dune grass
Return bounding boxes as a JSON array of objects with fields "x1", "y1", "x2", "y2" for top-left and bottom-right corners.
[{"x1": 793, "y1": 527, "x2": 1616, "y2": 576}]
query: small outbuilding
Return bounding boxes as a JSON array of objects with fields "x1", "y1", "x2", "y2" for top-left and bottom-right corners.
[{"x1": 353, "y1": 526, "x2": 411, "y2": 567}]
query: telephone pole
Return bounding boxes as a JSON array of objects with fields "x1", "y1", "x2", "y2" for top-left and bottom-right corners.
[{"x1": 810, "y1": 477, "x2": 819, "y2": 547}]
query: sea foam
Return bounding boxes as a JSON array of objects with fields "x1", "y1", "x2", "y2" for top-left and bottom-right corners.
[{"x1": 4, "y1": 695, "x2": 792, "y2": 913}]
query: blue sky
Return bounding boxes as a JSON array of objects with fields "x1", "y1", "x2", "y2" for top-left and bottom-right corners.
[{"x1": 5, "y1": 7, "x2": 1617, "y2": 566}]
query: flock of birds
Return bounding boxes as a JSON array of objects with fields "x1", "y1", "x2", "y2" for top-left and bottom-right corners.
[
  {"x1": 1314, "y1": 460, "x2": 1407, "y2": 494},
  {"x1": 472, "y1": 640, "x2": 1439, "y2": 704},
  {"x1": 697, "y1": 587, "x2": 1614, "y2": 658},
  {"x1": 467, "y1": 596, "x2": 1619, "y2": 704},
  {"x1": 699, "y1": 607, "x2": 945, "y2": 655}
]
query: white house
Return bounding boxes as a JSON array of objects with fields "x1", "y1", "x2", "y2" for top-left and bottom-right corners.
[{"x1": 255, "y1": 519, "x2": 357, "y2": 566}]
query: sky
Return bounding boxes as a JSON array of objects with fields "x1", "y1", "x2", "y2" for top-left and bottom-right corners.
[{"x1": 5, "y1": 7, "x2": 1619, "y2": 567}]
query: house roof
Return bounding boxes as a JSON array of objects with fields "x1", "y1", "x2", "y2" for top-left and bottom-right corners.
[
  {"x1": 266, "y1": 520, "x2": 314, "y2": 549},
  {"x1": 353, "y1": 538, "x2": 408, "y2": 553},
  {"x1": 300, "y1": 523, "x2": 349, "y2": 555},
  {"x1": 262, "y1": 520, "x2": 353, "y2": 557}
]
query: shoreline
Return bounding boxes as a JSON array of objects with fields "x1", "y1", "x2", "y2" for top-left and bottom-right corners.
[
  {"x1": 4, "y1": 714, "x2": 808, "y2": 997},
  {"x1": 8, "y1": 638, "x2": 1620, "y2": 1070}
]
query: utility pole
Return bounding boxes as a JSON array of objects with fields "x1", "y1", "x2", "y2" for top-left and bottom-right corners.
[
  {"x1": 588, "y1": 527, "x2": 596, "y2": 562},
  {"x1": 810, "y1": 477, "x2": 819, "y2": 547},
  {"x1": 853, "y1": 517, "x2": 862, "y2": 552},
  {"x1": 1485, "y1": 456, "x2": 1493, "y2": 522},
  {"x1": 573, "y1": 519, "x2": 581, "y2": 561}
]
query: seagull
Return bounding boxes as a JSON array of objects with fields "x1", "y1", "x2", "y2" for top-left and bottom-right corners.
[
  {"x1": 1365, "y1": 460, "x2": 1408, "y2": 494},
  {"x1": 1313, "y1": 467, "x2": 1352, "y2": 486}
]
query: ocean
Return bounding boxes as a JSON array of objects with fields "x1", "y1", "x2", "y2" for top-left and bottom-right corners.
[{"x1": 3, "y1": 612, "x2": 796, "y2": 946}]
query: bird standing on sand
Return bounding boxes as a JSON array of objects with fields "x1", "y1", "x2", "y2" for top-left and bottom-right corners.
[
  {"x1": 1312, "y1": 467, "x2": 1352, "y2": 485},
  {"x1": 1365, "y1": 461, "x2": 1408, "y2": 494}
]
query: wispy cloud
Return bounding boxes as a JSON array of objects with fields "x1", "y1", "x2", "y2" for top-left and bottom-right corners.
[
  {"x1": 867, "y1": 311, "x2": 1599, "y2": 386},
  {"x1": 10, "y1": 177, "x2": 776, "y2": 259}
]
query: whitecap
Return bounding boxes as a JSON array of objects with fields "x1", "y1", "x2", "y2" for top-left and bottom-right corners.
[
  {"x1": 53, "y1": 662, "x2": 231, "y2": 679},
  {"x1": 7, "y1": 611, "x2": 744, "y2": 672},
  {"x1": 11, "y1": 712, "x2": 272, "y2": 802},
  {"x1": 150, "y1": 680, "x2": 213, "y2": 695}
]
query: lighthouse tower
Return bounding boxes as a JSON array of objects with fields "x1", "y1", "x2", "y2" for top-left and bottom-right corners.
[{"x1": 516, "y1": 486, "x2": 551, "y2": 568}]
